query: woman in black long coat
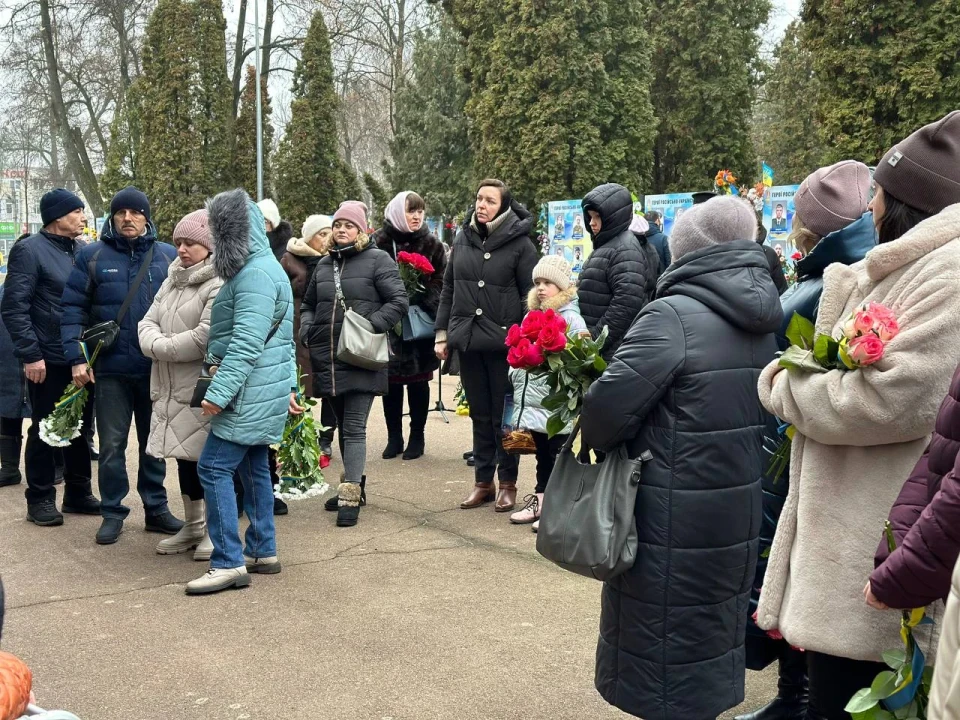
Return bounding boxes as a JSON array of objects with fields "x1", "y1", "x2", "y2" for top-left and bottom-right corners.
[
  {"x1": 434, "y1": 179, "x2": 538, "y2": 513},
  {"x1": 373, "y1": 192, "x2": 447, "y2": 461},
  {"x1": 580, "y1": 197, "x2": 781, "y2": 720}
]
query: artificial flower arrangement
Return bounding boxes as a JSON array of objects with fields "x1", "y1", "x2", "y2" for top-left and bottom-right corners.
[
  {"x1": 274, "y1": 370, "x2": 329, "y2": 501},
  {"x1": 504, "y1": 309, "x2": 607, "y2": 437},
  {"x1": 714, "y1": 169, "x2": 738, "y2": 194},
  {"x1": 767, "y1": 303, "x2": 899, "y2": 481},
  {"x1": 845, "y1": 522, "x2": 934, "y2": 719},
  {"x1": 38, "y1": 341, "x2": 103, "y2": 447}
]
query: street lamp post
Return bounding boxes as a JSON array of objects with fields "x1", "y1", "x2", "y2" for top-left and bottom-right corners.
[{"x1": 254, "y1": 0, "x2": 264, "y2": 202}]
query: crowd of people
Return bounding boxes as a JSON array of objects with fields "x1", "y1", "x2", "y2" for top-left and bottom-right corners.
[{"x1": 3, "y1": 110, "x2": 960, "y2": 719}]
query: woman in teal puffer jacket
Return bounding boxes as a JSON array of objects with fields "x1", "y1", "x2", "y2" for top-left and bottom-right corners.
[
  {"x1": 506, "y1": 255, "x2": 585, "y2": 530},
  {"x1": 186, "y1": 189, "x2": 300, "y2": 596}
]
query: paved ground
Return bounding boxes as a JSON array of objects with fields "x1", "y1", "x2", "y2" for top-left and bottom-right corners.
[{"x1": 1, "y1": 378, "x2": 775, "y2": 719}]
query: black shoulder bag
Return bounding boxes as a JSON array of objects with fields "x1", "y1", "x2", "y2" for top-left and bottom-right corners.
[{"x1": 79, "y1": 244, "x2": 155, "y2": 355}]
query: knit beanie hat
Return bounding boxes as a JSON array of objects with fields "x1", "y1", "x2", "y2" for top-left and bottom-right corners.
[
  {"x1": 257, "y1": 198, "x2": 281, "y2": 228},
  {"x1": 794, "y1": 160, "x2": 872, "y2": 237},
  {"x1": 873, "y1": 111, "x2": 960, "y2": 216},
  {"x1": 40, "y1": 188, "x2": 84, "y2": 226},
  {"x1": 110, "y1": 186, "x2": 151, "y2": 221},
  {"x1": 532, "y1": 254, "x2": 572, "y2": 291},
  {"x1": 332, "y1": 201, "x2": 369, "y2": 232},
  {"x1": 301, "y1": 214, "x2": 333, "y2": 242},
  {"x1": 173, "y1": 209, "x2": 213, "y2": 252},
  {"x1": 669, "y1": 196, "x2": 758, "y2": 261}
]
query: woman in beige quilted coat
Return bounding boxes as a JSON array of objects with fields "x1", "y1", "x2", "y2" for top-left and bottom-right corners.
[
  {"x1": 138, "y1": 209, "x2": 223, "y2": 560},
  {"x1": 757, "y1": 112, "x2": 960, "y2": 719}
]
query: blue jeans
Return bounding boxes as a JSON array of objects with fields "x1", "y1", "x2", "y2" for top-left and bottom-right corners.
[
  {"x1": 198, "y1": 434, "x2": 276, "y2": 569},
  {"x1": 96, "y1": 374, "x2": 168, "y2": 520}
]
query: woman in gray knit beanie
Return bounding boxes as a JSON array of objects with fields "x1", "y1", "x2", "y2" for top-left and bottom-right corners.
[{"x1": 668, "y1": 195, "x2": 758, "y2": 261}]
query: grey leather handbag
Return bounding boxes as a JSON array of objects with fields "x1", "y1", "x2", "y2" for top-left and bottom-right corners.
[
  {"x1": 333, "y1": 259, "x2": 390, "y2": 371},
  {"x1": 536, "y1": 421, "x2": 651, "y2": 581}
]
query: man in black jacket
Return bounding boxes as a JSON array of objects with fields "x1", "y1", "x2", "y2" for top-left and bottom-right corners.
[
  {"x1": 578, "y1": 184, "x2": 658, "y2": 360},
  {"x1": 0, "y1": 188, "x2": 100, "y2": 526},
  {"x1": 644, "y1": 210, "x2": 671, "y2": 273}
]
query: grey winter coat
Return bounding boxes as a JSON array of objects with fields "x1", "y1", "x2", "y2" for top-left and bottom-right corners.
[
  {"x1": 581, "y1": 240, "x2": 781, "y2": 720},
  {"x1": 508, "y1": 287, "x2": 586, "y2": 434}
]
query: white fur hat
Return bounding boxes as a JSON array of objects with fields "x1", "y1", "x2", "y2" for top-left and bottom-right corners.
[{"x1": 257, "y1": 198, "x2": 281, "y2": 228}]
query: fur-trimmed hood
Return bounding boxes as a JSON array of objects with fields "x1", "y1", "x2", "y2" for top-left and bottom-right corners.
[
  {"x1": 208, "y1": 189, "x2": 269, "y2": 280},
  {"x1": 286, "y1": 236, "x2": 324, "y2": 258},
  {"x1": 166, "y1": 256, "x2": 218, "y2": 288},
  {"x1": 526, "y1": 286, "x2": 578, "y2": 312}
]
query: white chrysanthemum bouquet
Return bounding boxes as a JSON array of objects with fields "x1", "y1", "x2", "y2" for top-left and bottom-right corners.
[{"x1": 39, "y1": 342, "x2": 103, "y2": 447}]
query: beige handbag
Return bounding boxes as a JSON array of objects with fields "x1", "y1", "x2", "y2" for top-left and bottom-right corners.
[{"x1": 333, "y1": 259, "x2": 390, "y2": 371}]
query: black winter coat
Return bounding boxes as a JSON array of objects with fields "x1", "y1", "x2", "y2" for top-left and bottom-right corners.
[
  {"x1": 578, "y1": 184, "x2": 657, "y2": 360},
  {"x1": 1, "y1": 230, "x2": 82, "y2": 365},
  {"x1": 300, "y1": 241, "x2": 408, "y2": 397},
  {"x1": 581, "y1": 240, "x2": 781, "y2": 720},
  {"x1": 761, "y1": 242, "x2": 788, "y2": 296},
  {"x1": 435, "y1": 204, "x2": 538, "y2": 354},
  {"x1": 373, "y1": 222, "x2": 447, "y2": 380},
  {"x1": 645, "y1": 226, "x2": 671, "y2": 274},
  {"x1": 267, "y1": 220, "x2": 294, "y2": 262}
]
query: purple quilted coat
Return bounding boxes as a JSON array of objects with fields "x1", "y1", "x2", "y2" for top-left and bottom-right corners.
[{"x1": 871, "y1": 363, "x2": 960, "y2": 608}]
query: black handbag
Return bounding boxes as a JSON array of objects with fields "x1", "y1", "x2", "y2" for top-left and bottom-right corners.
[
  {"x1": 190, "y1": 304, "x2": 286, "y2": 409},
  {"x1": 80, "y1": 244, "x2": 155, "y2": 354}
]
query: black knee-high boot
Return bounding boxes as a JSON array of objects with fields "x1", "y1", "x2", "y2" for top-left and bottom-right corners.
[
  {"x1": 403, "y1": 381, "x2": 430, "y2": 460},
  {"x1": 382, "y1": 384, "x2": 405, "y2": 459},
  {"x1": 0, "y1": 427, "x2": 22, "y2": 487},
  {"x1": 735, "y1": 645, "x2": 807, "y2": 720}
]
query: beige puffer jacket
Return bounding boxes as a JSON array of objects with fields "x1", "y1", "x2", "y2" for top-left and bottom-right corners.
[{"x1": 138, "y1": 257, "x2": 223, "y2": 461}]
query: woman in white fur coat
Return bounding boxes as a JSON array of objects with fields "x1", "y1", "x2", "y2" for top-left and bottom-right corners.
[
  {"x1": 139, "y1": 210, "x2": 223, "y2": 560},
  {"x1": 757, "y1": 111, "x2": 960, "y2": 720}
]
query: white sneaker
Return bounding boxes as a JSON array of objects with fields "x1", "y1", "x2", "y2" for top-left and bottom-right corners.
[
  {"x1": 245, "y1": 556, "x2": 282, "y2": 574},
  {"x1": 185, "y1": 567, "x2": 250, "y2": 595},
  {"x1": 193, "y1": 532, "x2": 213, "y2": 561}
]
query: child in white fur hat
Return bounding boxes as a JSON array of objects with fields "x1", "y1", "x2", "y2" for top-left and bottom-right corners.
[{"x1": 507, "y1": 254, "x2": 586, "y2": 531}]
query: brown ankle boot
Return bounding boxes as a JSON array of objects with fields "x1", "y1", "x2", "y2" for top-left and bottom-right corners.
[
  {"x1": 460, "y1": 482, "x2": 496, "y2": 509},
  {"x1": 495, "y1": 481, "x2": 518, "y2": 512}
]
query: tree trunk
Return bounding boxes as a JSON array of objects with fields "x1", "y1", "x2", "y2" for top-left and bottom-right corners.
[
  {"x1": 261, "y1": 0, "x2": 274, "y2": 79},
  {"x1": 38, "y1": 0, "x2": 103, "y2": 213},
  {"x1": 231, "y1": 0, "x2": 249, "y2": 119}
]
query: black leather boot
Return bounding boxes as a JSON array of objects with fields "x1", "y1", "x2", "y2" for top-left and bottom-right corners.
[
  {"x1": 0, "y1": 433, "x2": 22, "y2": 487},
  {"x1": 382, "y1": 386, "x2": 405, "y2": 459},
  {"x1": 735, "y1": 647, "x2": 807, "y2": 720}
]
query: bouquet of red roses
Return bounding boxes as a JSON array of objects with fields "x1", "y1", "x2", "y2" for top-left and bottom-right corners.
[
  {"x1": 396, "y1": 251, "x2": 434, "y2": 304},
  {"x1": 505, "y1": 309, "x2": 608, "y2": 437}
]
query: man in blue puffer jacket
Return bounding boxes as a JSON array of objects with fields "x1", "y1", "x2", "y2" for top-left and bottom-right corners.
[{"x1": 61, "y1": 186, "x2": 181, "y2": 545}]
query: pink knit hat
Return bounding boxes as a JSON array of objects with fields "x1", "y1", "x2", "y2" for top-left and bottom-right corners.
[
  {"x1": 332, "y1": 201, "x2": 369, "y2": 232},
  {"x1": 794, "y1": 160, "x2": 871, "y2": 237},
  {"x1": 173, "y1": 209, "x2": 213, "y2": 252}
]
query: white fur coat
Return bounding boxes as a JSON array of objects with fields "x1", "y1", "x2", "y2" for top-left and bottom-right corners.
[{"x1": 757, "y1": 204, "x2": 960, "y2": 660}]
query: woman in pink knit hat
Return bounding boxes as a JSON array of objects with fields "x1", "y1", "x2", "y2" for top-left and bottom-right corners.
[{"x1": 138, "y1": 209, "x2": 223, "y2": 559}]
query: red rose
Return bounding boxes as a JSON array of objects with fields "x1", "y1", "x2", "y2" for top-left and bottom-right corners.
[
  {"x1": 520, "y1": 311, "x2": 546, "y2": 341},
  {"x1": 538, "y1": 324, "x2": 567, "y2": 353},
  {"x1": 791, "y1": 252, "x2": 802, "y2": 261},
  {"x1": 397, "y1": 251, "x2": 413, "y2": 265},
  {"x1": 319, "y1": 454, "x2": 331, "y2": 469},
  {"x1": 505, "y1": 323, "x2": 524, "y2": 348},
  {"x1": 415, "y1": 255, "x2": 435, "y2": 274},
  {"x1": 507, "y1": 338, "x2": 544, "y2": 369}
]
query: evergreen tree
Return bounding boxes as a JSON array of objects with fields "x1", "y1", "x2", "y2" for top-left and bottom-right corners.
[
  {"x1": 363, "y1": 172, "x2": 389, "y2": 219},
  {"x1": 102, "y1": 79, "x2": 145, "y2": 197},
  {"x1": 139, "y1": 0, "x2": 196, "y2": 237},
  {"x1": 448, "y1": 0, "x2": 656, "y2": 207},
  {"x1": 235, "y1": 64, "x2": 274, "y2": 198},
  {"x1": 192, "y1": 0, "x2": 234, "y2": 197},
  {"x1": 649, "y1": 0, "x2": 770, "y2": 192},
  {"x1": 802, "y1": 0, "x2": 960, "y2": 164},
  {"x1": 274, "y1": 11, "x2": 350, "y2": 225},
  {"x1": 752, "y1": 22, "x2": 826, "y2": 185},
  {"x1": 387, "y1": 17, "x2": 474, "y2": 217}
]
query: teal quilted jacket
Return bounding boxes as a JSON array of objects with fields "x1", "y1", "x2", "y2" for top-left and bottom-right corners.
[{"x1": 205, "y1": 193, "x2": 295, "y2": 446}]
